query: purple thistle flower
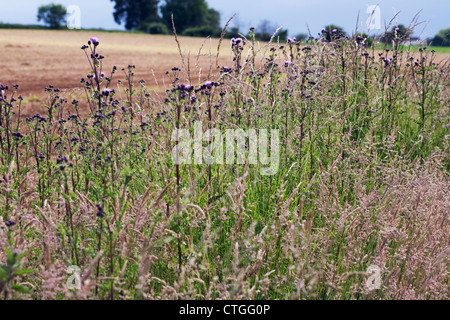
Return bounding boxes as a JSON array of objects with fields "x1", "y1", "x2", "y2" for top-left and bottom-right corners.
[
  {"x1": 5, "y1": 220, "x2": 15, "y2": 227},
  {"x1": 89, "y1": 37, "x2": 99, "y2": 46},
  {"x1": 56, "y1": 156, "x2": 68, "y2": 164},
  {"x1": 203, "y1": 81, "x2": 214, "y2": 89},
  {"x1": 96, "y1": 204, "x2": 105, "y2": 217},
  {"x1": 231, "y1": 37, "x2": 244, "y2": 47},
  {"x1": 12, "y1": 132, "x2": 24, "y2": 139},
  {"x1": 220, "y1": 66, "x2": 232, "y2": 73},
  {"x1": 102, "y1": 88, "x2": 112, "y2": 96}
]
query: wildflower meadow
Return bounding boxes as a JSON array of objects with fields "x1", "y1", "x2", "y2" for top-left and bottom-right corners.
[{"x1": 0, "y1": 23, "x2": 449, "y2": 301}]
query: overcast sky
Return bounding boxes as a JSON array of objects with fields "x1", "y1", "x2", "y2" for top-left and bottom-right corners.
[{"x1": 0, "y1": 0, "x2": 448, "y2": 38}]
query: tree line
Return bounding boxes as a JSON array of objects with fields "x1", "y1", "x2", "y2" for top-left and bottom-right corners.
[
  {"x1": 110, "y1": 0, "x2": 288, "y2": 40},
  {"x1": 112, "y1": 0, "x2": 221, "y2": 37},
  {"x1": 35, "y1": 2, "x2": 450, "y2": 46}
]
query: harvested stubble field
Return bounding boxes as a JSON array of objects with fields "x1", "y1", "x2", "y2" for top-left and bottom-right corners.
[
  {"x1": 0, "y1": 29, "x2": 232, "y2": 117},
  {"x1": 0, "y1": 28, "x2": 449, "y2": 301}
]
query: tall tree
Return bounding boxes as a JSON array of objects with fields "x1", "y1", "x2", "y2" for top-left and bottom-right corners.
[
  {"x1": 206, "y1": 8, "x2": 221, "y2": 31},
  {"x1": 110, "y1": 0, "x2": 160, "y2": 30},
  {"x1": 37, "y1": 3, "x2": 67, "y2": 29},
  {"x1": 161, "y1": 0, "x2": 219, "y2": 34},
  {"x1": 432, "y1": 28, "x2": 450, "y2": 47}
]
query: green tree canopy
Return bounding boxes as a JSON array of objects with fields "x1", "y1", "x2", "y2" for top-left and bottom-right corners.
[
  {"x1": 37, "y1": 3, "x2": 67, "y2": 29},
  {"x1": 110, "y1": 0, "x2": 160, "y2": 30},
  {"x1": 432, "y1": 28, "x2": 450, "y2": 47},
  {"x1": 161, "y1": 0, "x2": 220, "y2": 35}
]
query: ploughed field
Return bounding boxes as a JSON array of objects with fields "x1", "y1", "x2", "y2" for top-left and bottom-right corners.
[{"x1": 0, "y1": 29, "x2": 232, "y2": 116}]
